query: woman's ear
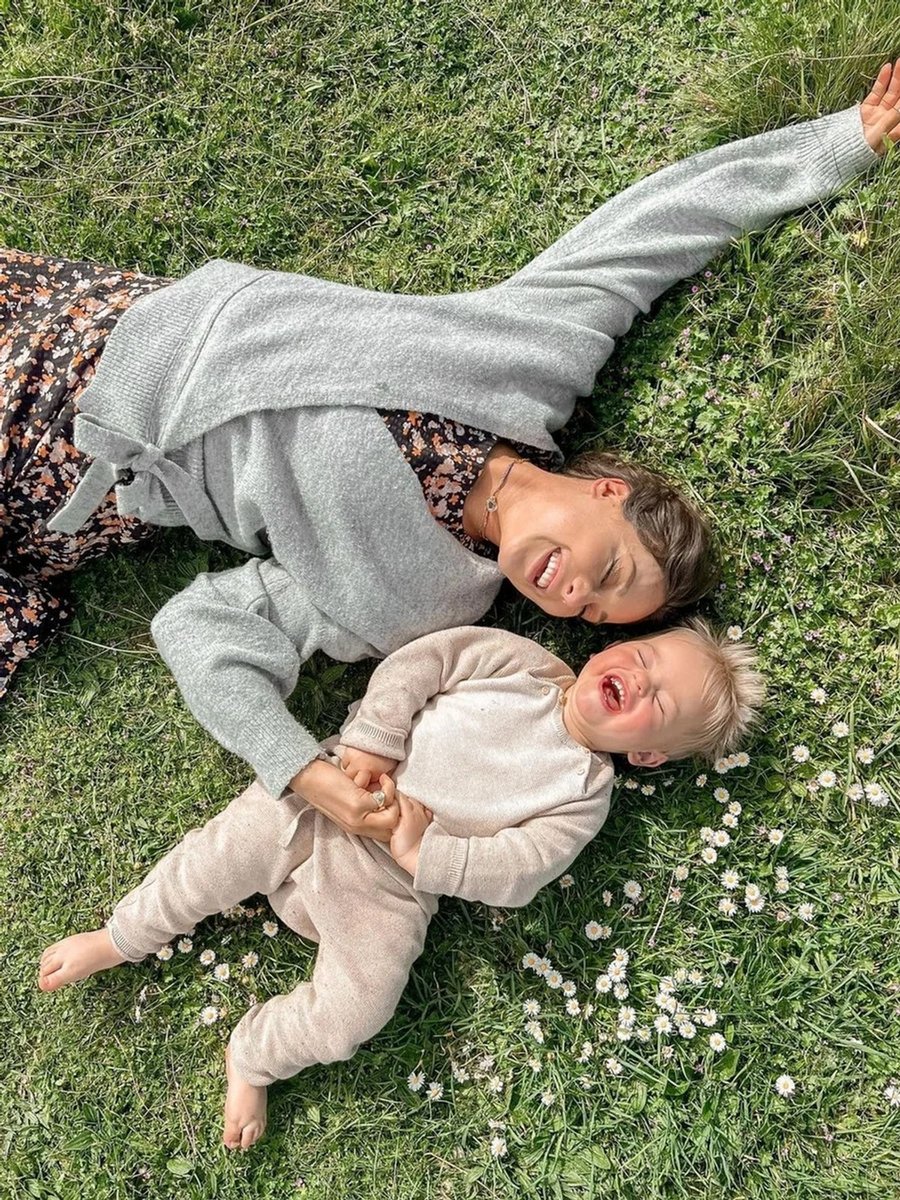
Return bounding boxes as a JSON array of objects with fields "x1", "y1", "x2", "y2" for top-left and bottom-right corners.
[
  {"x1": 626, "y1": 749, "x2": 669, "y2": 768},
  {"x1": 590, "y1": 476, "x2": 631, "y2": 501}
]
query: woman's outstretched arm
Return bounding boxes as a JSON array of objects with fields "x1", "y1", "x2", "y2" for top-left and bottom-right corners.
[{"x1": 484, "y1": 64, "x2": 900, "y2": 398}]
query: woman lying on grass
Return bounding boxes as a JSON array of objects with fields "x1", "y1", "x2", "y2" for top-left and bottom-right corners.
[{"x1": 2, "y1": 62, "x2": 898, "y2": 840}]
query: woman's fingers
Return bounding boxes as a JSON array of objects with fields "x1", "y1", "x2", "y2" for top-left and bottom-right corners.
[{"x1": 353, "y1": 768, "x2": 371, "y2": 790}]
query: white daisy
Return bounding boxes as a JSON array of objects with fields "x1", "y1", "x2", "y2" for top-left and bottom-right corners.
[
  {"x1": 709, "y1": 1033, "x2": 726, "y2": 1052},
  {"x1": 884, "y1": 1084, "x2": 900, "y2": 1107},
  {"x1": 713, "y1": 787, "x2": 730, "y2": 803},
  {"x1": 534, "y1": 957, "x2": 551, "y2": 975},
  {"x1": 674, "y1": 865, "x2": 690, "y2": 882},
  {"x1": 562, "y1": 980, "x2": 577, "y2": 997},
  {"x1": 241, "y1": 950, "x2": 259, "y2": 969},
  {"x1": 607, "y1": 962, "x2": 627, "y2": 984},
  {"x1": 713, "y1": 757, "x2": 730, "y2": 774},
  {"x1": 661, "y1": 1045, "x2": 675, "y2": 1062},
  {"x1": 847, "y1": 783, "x2": 864, "y2": 801},
  {"x1": 624, "y1": 778, "x2": 639, "y2": 790},
  {"x1": 791, "y1": 744, "x2": 811, "y2": 764},
  {"x1": 718, "y1": 898, "x2": 737, "y2": 917},
  {"x1": 585, "y1": 921, "x2": 605, "y2": 940},
  {"x1": 797, "y1": 903, "x2": 815, "y2": 922},
  {"x1": 775, "y1": 1074, "x2": 796, "y2": 1098},
  {"x1": 262, "y1": 920, "x2": 279, "y2": 937},
  {"x1": 700, "y1": 847, "x2": 718, "y2": 865},
  {"x1": 426, "y1": 1081, "x2": 443, "y2": 1101},
  {"x1": 156, "y1": 945, "x2": 173, "y2": 961},
  {"x1": 523, "y1": 999, "x2": 541, "y2": 1017},
  {"x1": 613, "y1": 948, "x2": 630, "y2": 966},
  {"x1": 618, "y1": 1005, "x2": 637, "y2": 1028},
  {"x1": 721, "y1": 869, "x2": 740, "y2": 889},
  {"x1": 623, "y1": 880, "x2": 642, "y2": 902},
  {"x1": 452, "y1": 1064, "x2": 470, "y2": 1083},
  {"x1": 865, "y1": 782, "x2": 887, "y2": 807},
  {"x1": 856, "y1": 746, "x2": 875, "y2": 765},
  {"x1": 695, "y1": 774, "x2": 708, "y2": 787},
  {"x1": 200, "y1": 1006, "x2": 219, "y2": 1026},
  {"x1": 767, "y1": 829, "x2": 785, "y2": 846},
  {"x1": 700, "y1": 826, "x2": 715, "y2": 844},
  {"x1": 726, "y1": 625, "x2": 743, "y2": 641},
  {"x1": 817, "y1": 770, "x2": 836, "y2": 789},
  {"x1": 722, "y1": 812, "x2": 738, "y2": 829},
  {"x1": 540, "y1": 1090, "x2": 556, "y2": 1107},
  {"x1": 595, "y1": 974, "x2": 612, "y2": 994},
  {"x1": 809, "y1": 688, "x2": 827, "y2": 705},
  {"x1": 677, "y1": 1020, "x2": 696, "y2": 1040},
  {"x1": 525, "y1": 1020, "x2": 544, "y2": 1043},
  {"x1": 407, "y1": 1070, "x2": 425, "y2": 1092},
  {"x1": 728, "y1": 800, "x2": 742, "y2": 815},
  {"x1": 746, "y1": 893, "x2": 765, "y2": 914},
  {"x1": 521, "y1": 952, "x2": 540, "y2": 971},
  {"x1": 177, "y1": 938, "x2": 193, "y2": 953},
  {"x1": 613, "y1": 982, "x2": 630, "y2": 1001},
  {"x1": 605, "y1": 1057, "x2": 624, "y2": 1076},
  {"x1": 486, "y1": 1075, "x2": 504, "y2": 1094},
  {"x1": 774, "y1": 878, "x2": 790, "y2": 895},
  {"x1": 831, "y1": 721, "x2": 850, "y2": 738},
  {"x1": 734, "y1": 752, "x2": 750, "y2": 768},
  {"x1": 641, "y1": 783, "x2": 656, "y2": 796},
  {"x1": 199, "y1": 949, "x2": 216, "y2": 966},
  {"x1": 688, "y1": 969, "x2": 704, "y2": 985},
  {"x1": 697, "y1": 1008, "x2": 717, "y2": 1027},
  {"x1": 566, "y1": 999, "x2": 581, "y2": 1016},
  {"x1": 713, "y1": 829, "x2": 731, "y2": 848},
  {"x1": 559, "y1": 874, "x2": 574, "y2": 889},
  {"x1": 654, "y1": 1014, "x2": 672, "y2": 1034},
  {"x1": 577, "y1": 1042, "x2": 594, "y2": 1063},
  {"x1": 545, "y1": 970, "x2": 563, "y2": 990},
  {"x1": 602, "y1": 890, "x2": 613, "y2": 906},
  {"x1": 490, "y1": 1136, "x2": 508, "y2": 1158},
  {"x1": 213, "y1": 963, "x2": 230, "y2": 982}
]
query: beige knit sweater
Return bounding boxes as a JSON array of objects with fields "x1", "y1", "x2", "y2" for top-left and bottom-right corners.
[{"x1": 339, "y1": 626, "x2": 615, "y2": 907}]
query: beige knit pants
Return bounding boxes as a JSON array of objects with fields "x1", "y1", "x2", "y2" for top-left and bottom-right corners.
[{"x1": 107, "y1": 781, "x2": 436, "y2": 1087}]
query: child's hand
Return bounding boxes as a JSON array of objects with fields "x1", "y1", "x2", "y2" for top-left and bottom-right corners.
[
  {"x1": 861, "y1": 61, "x2": 900, "y2": 154},
  {"x1": 338, "y1": 744, "x2": 399, "y2": 792},
  {"x1": 290, "y1": 759, "x2": 398, "y2": 841},
  {"x1": 380, "y1": 775, "x2": 433, "y2": 876}
]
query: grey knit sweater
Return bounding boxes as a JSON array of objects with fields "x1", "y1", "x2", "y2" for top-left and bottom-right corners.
[
  {"x1": 338, "y1": 626, "x2": 614, "y2": 907},
  {"x1": 48, "y1": 106, "x2": 877, "y2": 797}
]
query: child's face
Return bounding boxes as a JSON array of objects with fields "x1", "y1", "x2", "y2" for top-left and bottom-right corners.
[{"x1": 562, "y1": 631, "x2": 712, "y2": 765}]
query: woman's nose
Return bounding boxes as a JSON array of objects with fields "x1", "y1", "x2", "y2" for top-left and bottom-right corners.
[{"x1": 564, "y1": 577, "x2": 590, "y2": 608}]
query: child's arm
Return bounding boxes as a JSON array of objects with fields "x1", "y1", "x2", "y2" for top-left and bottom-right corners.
[
  {"x1": 410, "y1": 771, "x2": 615, "y2": 908},
  {"x1": 339, "y1": 626, "x2": 550, "y2": 762}
]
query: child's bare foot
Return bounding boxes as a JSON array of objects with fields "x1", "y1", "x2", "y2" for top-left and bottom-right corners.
[
  {"x1": 223, "y1": 1044, "x2": 268, "y2": 1150},
  {"x1": 38, "y1": 929, "x2": 127, "y2": 992}
]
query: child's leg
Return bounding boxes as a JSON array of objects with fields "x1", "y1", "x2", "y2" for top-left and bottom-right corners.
[
  {"x1": 39, "y1": 781, "x2": 311, "y2": 991},
  {"x1": 222, "y1": 821, "x2": 432, "y2": 1149}
]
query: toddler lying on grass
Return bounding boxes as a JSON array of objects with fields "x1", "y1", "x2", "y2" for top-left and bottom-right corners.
[{"x1": 38, "y1": 620, "x2": 762, "y2": 1149}]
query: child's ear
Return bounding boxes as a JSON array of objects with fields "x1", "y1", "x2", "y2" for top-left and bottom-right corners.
[{"x1": 627, "y1": 750, "x2": 669, "y2": 768}]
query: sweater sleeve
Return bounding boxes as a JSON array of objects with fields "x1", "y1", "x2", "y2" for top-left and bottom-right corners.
[
  {"x1": 339, "y1": 626, "x2": 546, "y2": 760},
  {"x1": 492, "y1": 106, "x2": 878, "y2": 365},
  {"x1": 412, "y1": 767, "x2": 614, "y2": 907},
  {"x1": 150, "y1": 557, "x2": 378, "y2": 797}
]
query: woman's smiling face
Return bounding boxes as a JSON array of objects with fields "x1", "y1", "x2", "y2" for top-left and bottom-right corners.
[
  {"x1": 496, "y1": 474, "x2": 666, "y2": 625},
  {"x1": 561, "y1": 630, "x2": 714, "y2": 763}
]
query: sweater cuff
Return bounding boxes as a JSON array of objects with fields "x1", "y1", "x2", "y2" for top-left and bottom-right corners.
[
  {"x1": 238, "y1": 713, "x2": 323, "y2": 800},
  {"x1": 413, "y1": 823, "x2": 468, "y2": 897},
  {"x1": 802, "y1": 105, "x2": 880, "y2": 189},
  {"x1": 338, "y1": 719, "x2": 408, "y2": 761}
]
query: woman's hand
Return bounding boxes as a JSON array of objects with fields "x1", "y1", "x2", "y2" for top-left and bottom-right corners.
[
  {"x1": 290, "y1": 758, "x2": 398, "y2": 841},
  {"x1": 381, "y1": 775, "x2": 433, "y2": 876},
  {"x1": 337, "y1": 744, "x2": 399, "y2": 792},
  {"x1": 861, "y1": 61, "x2": 900, "y2": 154}
]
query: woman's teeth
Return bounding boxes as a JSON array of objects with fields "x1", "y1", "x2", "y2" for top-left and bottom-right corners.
[{"x1": 536, "y1": 549, "x2": 560, "y2": 589}]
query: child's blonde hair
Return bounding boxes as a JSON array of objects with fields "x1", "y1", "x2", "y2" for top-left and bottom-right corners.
[{"x1": 655, "y1": 618, "x2": 766, "y2": 763}]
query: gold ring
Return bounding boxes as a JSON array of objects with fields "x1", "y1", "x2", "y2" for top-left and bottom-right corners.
[{"x1": 371, "y1": 790, "x2": 387, "y2": 811}]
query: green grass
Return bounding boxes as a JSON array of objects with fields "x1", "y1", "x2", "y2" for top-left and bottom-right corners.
[{"x1": 1, "y1": 0, "x2": 899, "y2": 1196}]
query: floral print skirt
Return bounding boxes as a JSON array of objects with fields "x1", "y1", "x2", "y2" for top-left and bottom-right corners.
[{"x1": 0, "y1": 249, "x2": 171, "y2": 699}]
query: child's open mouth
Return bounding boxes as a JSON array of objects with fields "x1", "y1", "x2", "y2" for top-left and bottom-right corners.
[
  {"x1": 533, "y1": 548, "x2": 562, "y2": 591},
  {"x1": 601, "y1": 674, "x2": 627, "y2": 712}
]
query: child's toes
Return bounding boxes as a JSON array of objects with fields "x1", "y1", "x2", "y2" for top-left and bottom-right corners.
[
  {"x1": 241, "y1": 1119, "x2": 265, "y2": 1150},
  {"x1": 38, "y1": 951, "x2": 63, "y2": 990},
  {"x1": 223, "y1": 1116, "x2": 244, "y2": 1150}
]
